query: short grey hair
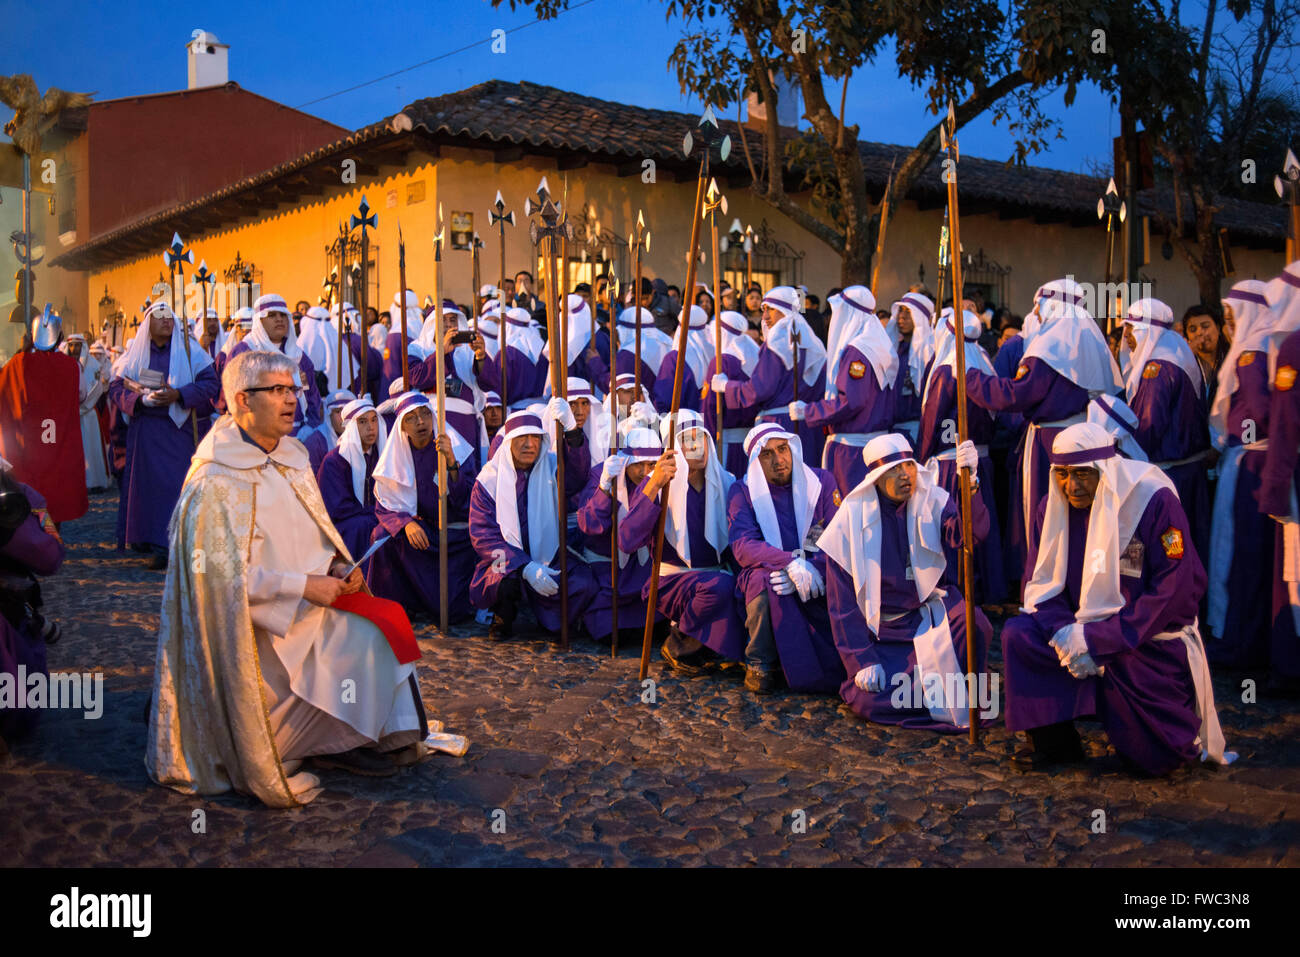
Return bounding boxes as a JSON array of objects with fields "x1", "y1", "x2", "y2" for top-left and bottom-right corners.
[{"x1": 222, "y1": 349, "x2": 299, "y2": 410}]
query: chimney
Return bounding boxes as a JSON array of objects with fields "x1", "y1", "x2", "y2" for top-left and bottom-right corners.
[
  {"x1": 187, "y1": 29, "x2": 229, "y2": 89},
  {"x1": 745, "y1": 73, "x2": 801, "y2": 130}
]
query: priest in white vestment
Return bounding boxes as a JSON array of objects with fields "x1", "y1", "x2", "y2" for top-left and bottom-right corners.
[{"x1": 146, "y1": 349, "x2": 428, "y2": 808}]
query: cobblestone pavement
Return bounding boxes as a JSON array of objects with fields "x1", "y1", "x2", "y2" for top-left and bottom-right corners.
[{"x1": 2, "y1": 490, "x2": 1298, "y2": 867}]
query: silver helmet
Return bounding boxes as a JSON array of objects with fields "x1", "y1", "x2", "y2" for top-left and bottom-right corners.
[{"x1": 30, "y1": 304, "x2": 62, "y2": 351}]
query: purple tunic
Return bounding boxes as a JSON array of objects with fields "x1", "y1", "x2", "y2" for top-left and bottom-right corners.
[
  {"x1": 367, "y1": 441, "x2": 478, "y2": 623},
  {"x1": 1001, "y1": 489, "x2": 1205, "y2": 775},
  {"x1": 966, "y1": 357, "x2": 1090, "y2": 588},
  {"x1": 651, "y1": 350, "x2": 703, "y2": 413},
  {"x1": 721, "y1": 345, "x2": 828, "y2": 468},
  {"x1": 1258, "y1": 328, "x2": 1300, "y2": 680},
  {"x1": 316, "y1": 444, "x2": 379, "y2": 562},
  {"x1": 109, "y1": 342, "x2": 220, "y2": 550},
  {"x1": 467, "y1": 441, "x2": 597, "y2": 633},
  {"x1": 337, "y1": 331, "x2": 382, "y2": 402},
  {"x1": 803, "y1": 343, "x2": 897, "y2": 496},
  {"x1": 702, "y1": 353, "x2": 753, "y2": 476},
  {"x1": 917, "y1": 364, "x2": 1007, "y2": 603},
  {"x1": 1128, "y1": 359, "x2": 1211, "y2": 561},
  {"x1": 575, "y1": 467, "x2": 661, "y2": 639},
  {"x1": 477, "y1": 346, "x2": 550, "y2": 408},
  {"x1": 893, "y1": 337, "x2": 922, "y2": 427},
  {"x1": 727, "y1": 468, "x2": 844, "y2": 692},
  {"x1": 0, "y1": 480, "x2": 64, "y2": 741},
  {"x1": 618, "y1": 479, "x2": 745, "y2": 659},
  {"x1": 826, "y1": 494, "x2": 992, "y2": 731},
  {"x1": 407, "y1": 353, "x2": 486, "y2": 470}
]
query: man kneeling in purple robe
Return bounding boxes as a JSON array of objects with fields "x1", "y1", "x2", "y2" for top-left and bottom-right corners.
[
  {"x1": 368, "y1": 392, "x2": 478, "y2": 624},
  {"x1": 622, "y1": 410, "x2": 744, "y2": 675},
  {"x1": 821, "y1": 434, "x2": 993, "y2": 732},
  {"x1": 1003, "y1": 422, "x2": 1235, "y2": 774},
  {"x1": 727, "y1": 422, "x2": 844, "y2": 695},
  {"x1": 469, "y1": 409, "x2": 598, "y2": 641},
  {"x1": 316, "y1": 396, "x2": 387, "y2": 563}
]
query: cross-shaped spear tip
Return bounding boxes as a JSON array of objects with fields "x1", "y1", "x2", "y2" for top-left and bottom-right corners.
[
  {"x1": 637, "y1": 209, "x2": 645, "y2": 229},
  {"x1": 1106, "y1": 177, "x2": 1118, "y2": 195},
  {"x1": 1286, "y1": 149, "x2": 1300, "y2": 176},
  {"x1": 495, "y1": 190, "x2": 505, "y2": 207},
  {"x1": 701, "y1": 105, "x2": 719, "y2": 128},
  {"x1": 947, "y1": 99, "x2": 957, "y2": 129}
]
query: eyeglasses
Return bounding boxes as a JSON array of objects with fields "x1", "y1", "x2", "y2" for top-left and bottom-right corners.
[{"x1": 243, "y1": 384, "x2": 305, "y2": 399}]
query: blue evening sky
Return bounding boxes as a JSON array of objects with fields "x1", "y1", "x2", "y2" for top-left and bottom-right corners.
[{"x1": 2, "y1": 0, "x2": 1132, "y2": 176}]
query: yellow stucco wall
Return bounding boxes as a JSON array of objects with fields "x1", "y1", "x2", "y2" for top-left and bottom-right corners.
[{"x1": 80, "y1": 143, "x2": 1287, "y2": 340}]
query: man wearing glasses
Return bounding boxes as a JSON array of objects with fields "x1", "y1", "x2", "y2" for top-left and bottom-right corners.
[{"x1": 147, "y1": 350, "x2": 431, "y2": 807}]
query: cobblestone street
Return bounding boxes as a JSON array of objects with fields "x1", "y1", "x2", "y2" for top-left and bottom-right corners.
[{"x1": 2, "y1": 490, "x2": 1298, "y2": 867}]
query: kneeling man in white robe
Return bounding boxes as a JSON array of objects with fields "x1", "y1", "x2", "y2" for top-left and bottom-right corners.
[{"x1": 146, "y1": 349, "x2": 427, "y2": 808}]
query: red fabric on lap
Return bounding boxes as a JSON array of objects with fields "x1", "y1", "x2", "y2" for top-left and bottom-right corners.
[{"x1": 331, "y1": 592, "x2": 421, "y2": 664}]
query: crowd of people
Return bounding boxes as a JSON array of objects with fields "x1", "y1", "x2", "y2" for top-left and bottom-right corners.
[{"x1": 2, "y1": 256, "x2": 1298, "y2": 806}]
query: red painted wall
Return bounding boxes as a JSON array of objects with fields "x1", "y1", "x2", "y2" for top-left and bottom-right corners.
[{"x1": 85, "y1": 83, "x2": 347, "y2": 238}]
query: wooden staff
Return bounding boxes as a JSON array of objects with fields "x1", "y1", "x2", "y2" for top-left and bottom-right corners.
[
  {"x1": 163, "y1": 232, "x2": 199, "y2": 446},
  {"x1": 706, "y1": 180, "x2": 725, "y2": 443},
  {"x1": 398, "y1": 222, "x2": 410, "y2": 393},
  {"x1": 639, "y1": 158, "x2": 710, "y2": 680},
  {"x1": 608, "y1": 270, "x2": 621, "y2": 659},
  {"x1": 631, "y1": 211, "x2": 647, "y2": 395},
  {"x1": 942, "y1": 102, "x2": 978, "y2": 745},
  {"x1": 490, "y1": 192, "x2": 516, "y2": 407},
  {"x1": 471, "y1": 232, "x2": 483, "y2": 337},
  {"x1": 869, "y1": 159, "x2": 896, "y2": 301},
  {"x1": 431, "y1": 207, "x2": 451, "y2": 635}
]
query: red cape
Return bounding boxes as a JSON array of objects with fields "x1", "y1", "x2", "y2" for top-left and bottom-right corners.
[{"x1": 0, "y1": 350, "x2": 88, "y2": 522}]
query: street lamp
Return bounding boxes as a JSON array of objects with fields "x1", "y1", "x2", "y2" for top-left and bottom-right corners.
[{"x1": 1276, "y1": 149, "x2": 1300, "y2": 263}]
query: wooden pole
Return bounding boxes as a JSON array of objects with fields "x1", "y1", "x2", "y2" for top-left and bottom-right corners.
[
  {"x1": 633, "y1": 216, "x2": 645, "y2": 396},
  {"x1": 471, "y1": 235, "x2": 483, "y2": 338},
  {"x1": 639, "y1": 157, "x2": 708, "y2": 680},
  {"x1": 544, "y1": 219, "x2": 570, "y2": 649},
  {"x1": 398, "y1": 224, "x2": 410, "y2": 393},
  {"x1": 943, "y1": 108, "x2": 979, "y2": 745},
  {"x1": 609, "y1": 272, "x2": 621, "y2": 659},
  {"x1": 432, "y1": 217, "x2": 450, "y2": 636},
  {"x1": 870, "y1": 165, "x2": 895, "y2": 301},
  {"x1": 709, "y1": 191, "x2": 724, "y2": 443}
]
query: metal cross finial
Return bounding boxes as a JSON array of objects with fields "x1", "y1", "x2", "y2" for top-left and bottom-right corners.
[
  {"x1": 194, "y1": 260, "x2": 214, "y2": 290},
  {"x1": 683, "y1": 105, "x2": 731, "y2": 162},
  {"x1": 163, "y1": 232, "x2": 194, "y2": 270},
  {"x1": 490, "y1": 190, "x2": 516, "y2": 230},
  {"x1": 350, "y1": 196, "x2": 377, "y2": 232}
]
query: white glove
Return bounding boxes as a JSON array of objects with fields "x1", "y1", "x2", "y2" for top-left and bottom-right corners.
[
  {"x1": 710, "y1": 372, "x2": 729, "y2": 392},
  {"x1": 785, "y1": 556, "x2": 820, "y2": 602},
  {"x1": 522, "y1": 561, "x2": 560, "y2": 597},
  {"x1": 788, "y1": 400, "x2": 807, "y2": 422},
  {"x1": 768, "y1": 569, "x2": 796, "y2": 596},
  {"x1": 600, "y1": 453, "x2": 628, "y2": 493},
  {"x1": 1049, "y1": 623, "x2": 1091, "y2": 672},
  {"x1": 854, "y1": 664, "x2": 886, "y2": 693},
  {"x1": 546, "y1": 396, "x2": 576, "y2": 432},
  {"x1": 955, "y1": 439, "x2": 978, "y2": 473},
  {"x1": 630, "y1": 400, "x2": 658, "y2": 427},
  {"x1": 1067, "y1": 651, "x2": 1101, "y2": 679},
  {"x1": 141, "y1": 391, "x2": 165, "y2": 407}
]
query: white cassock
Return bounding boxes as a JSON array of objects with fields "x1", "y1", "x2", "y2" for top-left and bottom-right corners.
[
  {"x1": 234, "y1": 426, "x2": 422, "y2": 761},
  {"x1": 78, "y1": 351, "x2": 110, "y2": 489}
]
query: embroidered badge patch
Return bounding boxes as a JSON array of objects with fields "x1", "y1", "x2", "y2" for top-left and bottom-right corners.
[
  {"x1": 832, "y1": 489, "x2": 842, "y2": 507},
  {"x1": 383, "y1": 348, "x2": 391, "y2": 361},
  {"x1": 848, "y1": 360, "x2": 866, "y2": 379},
  {"x1": 1160, "y1": 527, "x2": 1184, "y2": 560},
  {"x1": 1142, "y1": 362, "x2": 1161, "y2": 379},
  {"x1": 1014, "y1": 364, "x2": 1029, "y2": 381},
  {"x1": 701, "y1": 384, "x2": 709, "y2": 400},
  {"x1": 1277, "y1": 365, "x2": 1297, "y2": 391},
  {"x1": 1238, "y1": 351, "x2": 1255, "y2": 367}
]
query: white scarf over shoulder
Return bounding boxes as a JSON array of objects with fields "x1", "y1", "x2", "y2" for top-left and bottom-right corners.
[
  {"x1": 887, "y1": 292, "x2": 936, "y2": 392},
  {"x1": 336, "y1": 396, "x2": 388, "y2": 504},
  {"x1": 373, "y1": 392, "x2": 473, "y2": 516},
  {"x1": 1120, "y1": 298, "x2": 1203, "y2": 401},
  {"x1": 742, "y1": 422, "x2": 820, "y2": 550},
  {"x1": 762, "y1": 286, "x2": 826, "y2": 387},
  {"x1": 1022, "y1": 277, "x2": 1122, "y2": 396},
  {"x1": 661, "y1": 410, "x2": 733, "y2": 566},
  {"x1": 828, "y1": 286, "x2": 897, "y2": 393},
  {"x1": 474, "y1": 412, "x2": 558, "y2": 564}
]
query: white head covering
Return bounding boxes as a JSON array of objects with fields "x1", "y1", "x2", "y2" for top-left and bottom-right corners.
[
  {"x1": 1086, "y1": 393, "x2": 1147, "y2": 461},
  {"x1": 887, "y1": 292, "x2": 936, "y2": 392},
  {"x1": 761, "y1": 286, "x2": 826, "y2": 387},
  {"x1": 1210, "y1": 280, "x2": 1279, "y2": 446},
  {"x1": 373, "y1": 392, "x2": 473, "y2": 516},
  {"x1": 297, "y1": 305, "x2": 338, "y2": 388},
  {"x1": 336, "y1": 396, "x2": 388, "y2": 504},
  {"x1": 474, "y1": 411, "x2": 559, "y2": 564},
  {"x1": 667, "y1": 304, "x2": 714, "y2": 385},
  {"x1": 711, "y1": 310, "x2": 759, "y2": 375},
  {"x1": 246, "y1": 293, "x2": 302, "y2": 361},
  {"x1": 1023, "y1": 277, "x2": 1123, "y2": 395},
  {"x1": 190, "y1": 309, "x2": 229, "y2": 355},
  {"x1": 829, "y1": 285, "x2": 897, "y2": 392},
  {"x1": 661, "y1": 409, "x2": 733, "y2": 566},
  {"x1": 222, "y1": 306, "x2": 254, "y2": 358},
  {"x1": 389, "y1": 289, "x2": 425, "y2": 344},
  {"x1": 503, "y1": 306, "x2": 545, "y2": 363},
  {"x1": 616, "y1": 306, "x2": 674, "y2": 374},
  {"x1": 818, "y1": 432, "x2": 950, "y2": 634},
  {"x1": 1120, "y1": 298, "x2": 1203, "y2": 401},
  {"x1": 1264, "y1": 260, "x2": 1300, "y2": 339},
  {"x1": 111, "y1": 299, "x2": 215, "y2": 429},
  {"x1": 742, "y1": 422, "x2": 820, "y2": 550},
  {"x1": 542, "y1": 294, "x2": 594, "y2": 365},
  {"x1": 923, "y1": 308, "x2": 994, "y2": 410},
  {"x1": 540, "y1": 376, "x2": 608, "y2": 465}
]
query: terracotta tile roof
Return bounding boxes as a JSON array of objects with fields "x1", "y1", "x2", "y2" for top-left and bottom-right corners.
[{"x1": 51, "y1": 78, "x2": 1289, "y2": 272}]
